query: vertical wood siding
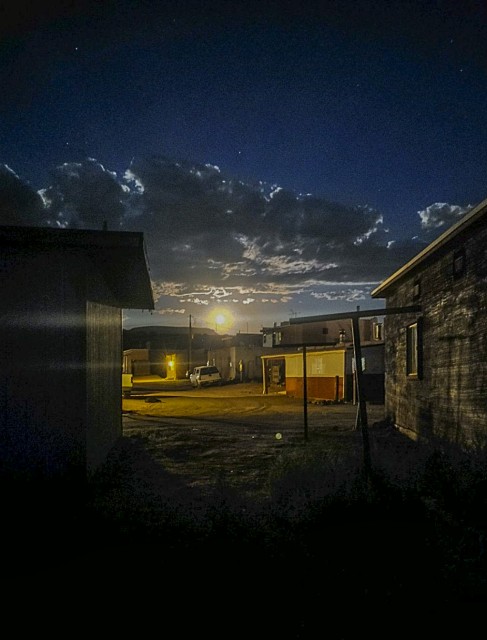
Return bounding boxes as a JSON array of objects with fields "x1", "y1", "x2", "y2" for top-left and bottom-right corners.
[
  {"x1": 0, "y1": 248, "x2": 86, "y2": 480},
  {"x1": 86, "y1": 301, "x2": 122, "y2": 474},
  {"x1": 383, "y1": 221, "x2": 487, "y2": 447}
]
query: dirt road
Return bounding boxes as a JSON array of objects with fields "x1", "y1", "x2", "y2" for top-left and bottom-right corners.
[{"x1": 119, "y1": 381, "x2": 386, "y2": 502}]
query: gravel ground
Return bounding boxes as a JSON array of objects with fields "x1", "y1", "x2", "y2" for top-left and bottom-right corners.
[{"x1": 117, "y1": 381, "x2": 386, "y2": 504}]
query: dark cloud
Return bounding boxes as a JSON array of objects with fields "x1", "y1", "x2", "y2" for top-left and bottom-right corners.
[
  {"x1": 0, "y1": 154, "x2": 441, "y2": 322},
  {"x1": 120, "y1": 156, "x2": 400, "y2": 288},
  {"x1": 0, "y1": 164, "x2": 46, "y2": 226},
  {"x1": 40, "y1": 159, "x2": 127, "y2": 229}
]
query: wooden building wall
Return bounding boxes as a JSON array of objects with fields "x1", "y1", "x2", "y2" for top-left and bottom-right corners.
[
  {"x1": 382, "y1": 220, "x2": 487, "y2": 447},
  {"x1": 0, "y1": 243, "x2": 127, "y2": 482},
  {"x1": 86, "y1": 301, "x2": 122, "y2": 475},
  {"x1": 0, "y1": 247, "x2": 87, "y2": 481}
]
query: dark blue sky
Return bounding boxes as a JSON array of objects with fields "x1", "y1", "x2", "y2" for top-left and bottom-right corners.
[{"x1": 2, "y1": 0, "x2": 487, "y2": 332}]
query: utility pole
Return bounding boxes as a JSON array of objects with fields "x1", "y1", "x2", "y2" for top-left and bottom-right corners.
[
  {"x1": 188, "y1": 314, "x2": 192, "y2": 375},
  {"x1": 351, "y1": 315, "x2": 371, "y2": 474},
  {"x1": 302, "y1": 345, "x2": 308, "y2": 442}
]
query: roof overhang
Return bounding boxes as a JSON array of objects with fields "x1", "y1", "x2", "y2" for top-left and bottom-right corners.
[{"x1": 0, "y1": 225, "x2": 155, "y2": 310}]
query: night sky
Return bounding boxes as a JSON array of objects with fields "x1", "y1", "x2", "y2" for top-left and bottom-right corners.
[{"x1": 1, "y1": 0, "x2": 487, "y2": 333}]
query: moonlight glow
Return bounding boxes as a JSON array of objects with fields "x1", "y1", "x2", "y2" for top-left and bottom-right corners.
[{"x1": 209, "y1": 308, "x2": 235, "y2": 333}]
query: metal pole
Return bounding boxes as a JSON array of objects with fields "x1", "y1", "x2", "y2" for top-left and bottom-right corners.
[
  {"x1": 188, "y1": 314, "x2": 192, "y2": 375},
  {"x1": 262, "y1": 357, "x2": 268, "y2": 395},
  {"x1": 303, "y1": 346, "x2": 308, "y2": 441},
  {"x1": 351, "y1": 316, "x2": 371, "y2": 473}
]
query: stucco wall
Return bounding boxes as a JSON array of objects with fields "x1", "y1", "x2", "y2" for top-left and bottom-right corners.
[
  {"x1": 209, "y1": 346, "x2": 266, "y2": 382},
  {"x1": 283, "y1": 350, "x2": 346, "y2": 401},
  {"x1": 381, "y1": 220, "x2": 487, "y2": 447}
]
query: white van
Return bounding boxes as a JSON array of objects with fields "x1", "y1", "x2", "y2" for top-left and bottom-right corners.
[{"x1": 189, "y1": 365, "x2": 222, "y2": 388}]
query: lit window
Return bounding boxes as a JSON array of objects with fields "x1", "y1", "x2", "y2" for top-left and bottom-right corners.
[{"x1": 406, "y1": 320, "x2": 422, "y2": 378}]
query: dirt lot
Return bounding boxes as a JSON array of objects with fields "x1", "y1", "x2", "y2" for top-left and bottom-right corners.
[
  {"x1": 118, "y1": 381, "x2": 387, "y2": 504},
  {"x1": 9, "y1": 381, "x2": 486, "y2": 620}
]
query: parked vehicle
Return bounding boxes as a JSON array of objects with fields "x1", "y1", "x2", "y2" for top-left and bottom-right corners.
[{"x1": 189, "y1": 365, "x2": 222, "y2": 388}]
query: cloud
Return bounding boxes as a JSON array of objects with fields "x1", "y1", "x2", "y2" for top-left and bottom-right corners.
[
  {"x1": 154, "y1": 308, "x2": 186, "y2": 315},
  {"x1": 0, "y1": 154, "x2": 435, "y2": 324},
  {"x1": 39, "y1": 158, "x2": 128, "y2": 230},
  {"x1": 0, "y1": 164, "x2": 46, "y2": 226},
  {"x1": 418, "y1": 202, "x2": 471, "y2": 231},
  {"x1": 310, "y1": 288, "x2": 370, "y2": 302}
]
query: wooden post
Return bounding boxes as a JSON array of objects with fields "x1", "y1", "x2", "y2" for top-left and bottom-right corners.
[
  {"x1": 335, "y1": 375, "x2": 340, "y2": 403},
  {"x1": 262, "y1": 357, "x2": 268, "y2": 395},
  {"x1": 351, "y1": 317, "x2": 371, "y2": 473},
  {"x1": 188, "y1": 314, "x2": 192, "y2": 376},
  {"x1": 302, "y1": 346, "x2": 308, "y2": 441}
]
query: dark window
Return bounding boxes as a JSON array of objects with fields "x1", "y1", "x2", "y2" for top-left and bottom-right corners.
[
  {"x1": 406, "y1": 319, "x2": 423, "y2": 378},
  {"x1": 203, "y1": 366, "x2": 219, "y2": 374},
  {"x1": 322, "y1": 327, "x2": 329, "y2": 334},
  {"x1": 413, "y1": 279, "x2": 421, "y2": 300},
  {"x1": 453, "y1": 249, "x2": 465, "y2": 277}
]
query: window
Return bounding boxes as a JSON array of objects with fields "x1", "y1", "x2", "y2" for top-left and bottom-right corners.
[
  {"x1": 373, "y1": 322, "x2": 383, "y2": 341},
  {"x1": 413, "y1": 279, "x2": 421, "y2": 300},
  {"x1": 406, "y1": 319, "x2": 422, "y2": 378},
  {"x1": 453, "y1": 249, "x2": 465, "y2": 277},
  {"x1": 322, "y1": 327, "x2": 328, "y2": 335}
]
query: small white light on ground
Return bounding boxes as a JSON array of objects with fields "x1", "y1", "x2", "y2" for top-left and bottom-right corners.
[{"x1": 275, "y1": 432, "x2": 282, "y2": 440}]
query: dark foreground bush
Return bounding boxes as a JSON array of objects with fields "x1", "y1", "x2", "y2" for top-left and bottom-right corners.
[{"x1": 3, "y1": 426, "x2": 487, "y2": 614}]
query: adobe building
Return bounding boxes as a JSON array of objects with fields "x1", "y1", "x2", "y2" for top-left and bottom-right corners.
[
  {"x1": 123, "y1": 329, "x2": 275, "y2": 382},
  {"x1": 0, "y1": 225, "x2": 154, "y2": 484},
  {"x1": 208, "y1": 332, "x2": 272, "y2": 382},
  {"x1": 372, "y1": 195, "x2": 487, "y2": 448},
  {"x1": 262, "y1": 317, "x2": 383, "y2": 348},
  {"x1": 123, "y1": 324, "x2": 225, "y2": 378},
  {"x1": 261, "y1": 317, "x2": 384, "y2": 402},
  {"x1": 261, "y1": 342, "x2": 384, "y2": 403}
]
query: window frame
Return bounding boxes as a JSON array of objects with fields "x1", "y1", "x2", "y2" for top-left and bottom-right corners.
[
  {"x1": 452, "y1": 248, "x2": 466, "y2": 278},
  {"x1": 412, "y1": 279, "x2": 421, "y2": 300},
  {"x1": 406, "y1": 318, "x2": 423, "y2": 379},
  {"x1": 373, "y1": 322, "x2": 383, "y2": 341}
]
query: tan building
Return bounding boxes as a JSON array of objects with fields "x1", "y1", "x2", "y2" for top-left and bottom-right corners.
[{"x1": 262, "y1": 342, "x2": 384, "y2": 403}]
